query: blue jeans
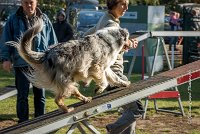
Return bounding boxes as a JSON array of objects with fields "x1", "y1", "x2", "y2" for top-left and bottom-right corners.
[
  {"x1": 169, "y1": 25, "x2": 178, "y2": 50},
  {"x1": 14, "y1": 67, "x2": 45, "y2": 123},
  {"x1": 169, "y1": 36, "x2": 178, "y2": 50}
]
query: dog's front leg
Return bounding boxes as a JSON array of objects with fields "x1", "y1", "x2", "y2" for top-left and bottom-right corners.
[
  {"x1": 55, "y1": 94, "x2": 74, "y2": 113},
  {"x1": 89, "y1": 65, "x2": 108, "y2": 94},
  {"x1": 105, "y1": 68, "x2": 131, "y2": 87},
  {"x1": 93, "y1": 71, "x2": 109, "y2": 94},
  {"x1": 72, "y1": 87, "x2": 92, "y2": 103}
]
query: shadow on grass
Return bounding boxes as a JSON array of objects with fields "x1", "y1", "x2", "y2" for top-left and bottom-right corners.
[
  {"x1": 0, "y1": 114, "x2": 17, "y2": 121},
  {"x1": 178, "y1": 79, "x2": 200, "y2": 101}
]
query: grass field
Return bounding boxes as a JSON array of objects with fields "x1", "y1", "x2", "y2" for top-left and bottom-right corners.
[{"x1": 0, "y1": 65, "x2": 200, "y2": 134}]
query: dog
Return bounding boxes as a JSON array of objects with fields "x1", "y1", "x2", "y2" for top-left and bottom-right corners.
[{"x1": 8, "y1": 18, "x2": 131, "y2": 112}]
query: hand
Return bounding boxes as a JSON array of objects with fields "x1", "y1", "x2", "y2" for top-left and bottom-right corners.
[
  {"x1": 2, "y1": 61, "x2": 12, "y2": 73},
  {"x1": 129, "y1": 38, "x2": 138, "y2": 48},
  {"x1": 123, "y1": 38, "x2": 138, "y2": 52}
]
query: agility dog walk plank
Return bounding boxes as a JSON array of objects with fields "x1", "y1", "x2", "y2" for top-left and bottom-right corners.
[
  {"x1": 0, "y1": 86, "x2": 17, "y2": 101},
  {"x1": 0, "y1": 60, "x2": 199, "y2": 134}
]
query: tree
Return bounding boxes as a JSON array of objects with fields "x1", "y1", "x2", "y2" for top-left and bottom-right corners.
[{"x1": 38, "y1": 0, "x2": 66, "y2": 21}]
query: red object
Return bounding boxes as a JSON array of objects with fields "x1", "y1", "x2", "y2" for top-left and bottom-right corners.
[
  {"x1": 148, "y1": 91, "x2": 180, "y2": 99},
  {"x1": 177, "y1": 70, "x2": 200, "y2": 84}
]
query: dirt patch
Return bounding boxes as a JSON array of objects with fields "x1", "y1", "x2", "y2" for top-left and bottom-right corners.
[
  {"x1": 91, "y1": 113, "x2": 200, "y2": 133},
  {"x1": 0, "y1": 120, "x2": 17, "y2": 130},
  {"x1": 0, "y1": 113, "x2": 200, "y2": 133},
  {"x1": 137, "y1": 114, "x2": 200, "y2": 134}
]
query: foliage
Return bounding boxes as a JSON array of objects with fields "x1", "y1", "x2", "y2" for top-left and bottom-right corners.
[
  {"x1": 130, "y1": 0, "x2": 160, "y2": 5},
  {"x1": 98, "y1": 0, "x2": 160, "y2": 5},
  {"x1": 99, "y1": 0, "x2": 106, "y2": 4},
  {"x1": 99, "y1": 0, "x2": 200, "y2": 14},
  {"x1": 36, "y1": 0, "x2": 200, "y2": 22},
  {"x1": 38, "y1": 0, "x2": 66, "y2": 22},
  {"x1": 0, "y1": 66, "x2": 14, "y2": 88},
  {"x1": 99, "y1": 0, "x2": 200, "y2": 5}
]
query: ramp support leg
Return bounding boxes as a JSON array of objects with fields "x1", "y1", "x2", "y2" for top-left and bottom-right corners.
[
  {"x1": 143, "y1": 37, "x2": 185, "y2": 119},
  {"x1": 67, "y1": 123, "x2": 79, "y2": 134},
  {"x1": 153, "y1": 99, "x2": 158, "y2": 113},
  {"x1": 154, "y1": 90, "x2": 185, "y2": 116},
  {"x1": 66, "y1": 120, "x2": 100, "y2": 134},
  {"x1": 142, "y1": 98, "x2": 149, "y2": 119},
  {"x1": 81, "y1": 120, "x2": 101, "y2": 134}
]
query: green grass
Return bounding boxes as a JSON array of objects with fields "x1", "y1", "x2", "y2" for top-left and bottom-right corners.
[
  {"x1": 0, "y1": 68, "x2": 15, "y2": 88},
  {"x1": 0, "y1": 66, "x2": 200, "y2": 134}
]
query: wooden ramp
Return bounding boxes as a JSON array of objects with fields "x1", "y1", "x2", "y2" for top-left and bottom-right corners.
[{"x1": 0, "y1": 60, "x2": 199, "y2": 134}]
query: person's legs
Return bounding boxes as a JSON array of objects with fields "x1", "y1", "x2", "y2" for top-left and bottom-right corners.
[
  {"x1": 33, "y1": 86, "x2": 45, "y2": 117},
  {"x1": 106, "y1": 100, "x2": 144, "y2": 134},
  {"x1": 105, "y1": 71, "x2": 143, "y2": 134},
  {"x1": 169, "y1": 37, "x2": 175, "y2": 51},
  {"x1": 106, "y1": 108, "x2": 136, "y2": 134},
  {"x1": 169, "y1": 36, "x2": 178, "y2": 51},
  {"x1": 174, "y1": 36, "x2": 178, "y2": 50},
  {"x1": 122, "y1": 121, "x2": 136, "y2": 134},
  {"x1": 15, "y1": 67, "x2": 30, "y2": 123}
]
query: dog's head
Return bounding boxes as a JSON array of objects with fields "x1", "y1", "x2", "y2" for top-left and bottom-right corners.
[
  {"x1": 96, "y1": 27, "x2": 129, "y2": 50},
  {"x1": 118, "y1": 28, "x2": 130, "y2": 45}
]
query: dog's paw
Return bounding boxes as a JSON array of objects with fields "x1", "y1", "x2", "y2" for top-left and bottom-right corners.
[
  {"x1": 59, "y1": 105, "x2": 74, "y2": 113},
  {"x1": 118, "y1": 81, "x2": 131, "y2": 87},
  {"x1": 83, "y1": 97, "x2": 92, "y2": 103},
  {"x1": 66, "y1": 107, "x2": 75, "y2": 113},
  {"x1": 125, "y1": 81, "x2": 131, "y2": 86},
  {"x1": 95, "y1": 87, "x2": 105, "y2": 94}
]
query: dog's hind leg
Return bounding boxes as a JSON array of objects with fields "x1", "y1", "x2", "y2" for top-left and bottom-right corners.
[{"x1": 105, "y1": 67, "x2": 131, "y2": 87}]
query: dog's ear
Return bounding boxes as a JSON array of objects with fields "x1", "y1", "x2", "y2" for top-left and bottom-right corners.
[{"x1": 119, "y1": 28, "x2": 129, "y2": 40}]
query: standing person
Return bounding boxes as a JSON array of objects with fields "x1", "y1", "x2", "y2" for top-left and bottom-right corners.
[
  {"x1": 53, "y1": 9, "x2": 74, "y2": 43},
  {"x1": 0, "y1": 0, "x2": 57, "y2": 123},
  {"x1": 84, "y1": 0, "x2": 144, "y2": 133},
  {"x1": 169, "y1": 11, "x2": 180, "y2": 51}
]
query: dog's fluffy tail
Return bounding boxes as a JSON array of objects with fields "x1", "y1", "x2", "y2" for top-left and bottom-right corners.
[{"x1": 7, "y1": 18, "x2": 45, "y2": 65}]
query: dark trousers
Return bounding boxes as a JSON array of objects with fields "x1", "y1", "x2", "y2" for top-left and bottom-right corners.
[
  {"x1": 106, "y1": 86, "x2": 144, "y2": 134},
  {"x1": 169, "y1": 36, "x2": 178, "y2": 50},
  {"x1": 14, "y1": 67, "x2": 45, "y2": 123},
  {"x1": 169, "y1": 25, "x2": 178, "y2": 50},
  {"x1": 106, "y1": 100, "x2": 144, "y2": 134}
]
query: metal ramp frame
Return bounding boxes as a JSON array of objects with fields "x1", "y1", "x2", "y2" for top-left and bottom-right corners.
[
  {"x1": 144, "y1": 91, "x2": 183, "y2": 116},
  {"x1": 143, "y1": 37, "x2": 185, "y2": 119},
  {"x1": 0, "y1": 60, "x2": 199, "y2": 134},
  {"x1": 67, "y1": 120, "x2": 100, "y2": 134},
  {"x1": 127, "y1": 31, "x2": 200, "y2": 119},
  {"x1": 0, "y1": 85, "x2": 17, "y2": 101}
]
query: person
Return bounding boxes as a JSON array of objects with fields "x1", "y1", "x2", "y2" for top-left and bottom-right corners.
[
  {"x1": 84, "y1": 0, "x2": 144, "y2": 133},
  {"x1": 0, "y1": 0, "x2": 58, "y2": 123},
  {"x1": 169, "y1": 11, "x2": 180, "y2": 51},
  {"x1": 53, "y1": 9, "x2": 74, "y2": 43}
]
